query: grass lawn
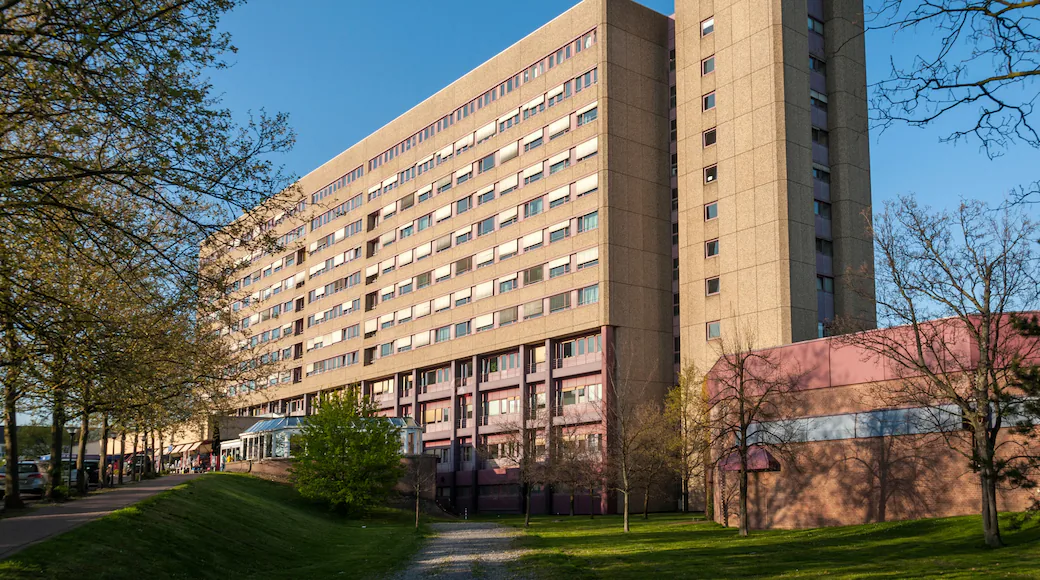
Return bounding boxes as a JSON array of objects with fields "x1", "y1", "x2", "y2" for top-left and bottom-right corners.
[
  {"x1": 489, "y1": 511, "x2": 1040, "y2": 579},
  {"x1": 0, "y1": 473, "x2": 424, "y2": 579}
]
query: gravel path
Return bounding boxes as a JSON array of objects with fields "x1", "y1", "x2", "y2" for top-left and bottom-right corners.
[{"x1": 393, "y1": 522, "x2": 529, "y2": 580}]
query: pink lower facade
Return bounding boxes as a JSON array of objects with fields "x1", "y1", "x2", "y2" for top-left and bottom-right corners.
[{"x1": 232, "y1": 325, "x2": 616, "y2": 515}]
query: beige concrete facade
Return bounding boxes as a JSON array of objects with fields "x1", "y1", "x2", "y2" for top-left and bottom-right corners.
[
  {"x1": 203, "y1": 0, "x2": 873, "y2": 513},
  {"x1": 673, "y1": 0, "x2": 875, "y2": 370}
]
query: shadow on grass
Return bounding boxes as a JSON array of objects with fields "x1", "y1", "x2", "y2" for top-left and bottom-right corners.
[{"x1": 510, "y1": 512, "x2": 1040, "y2": 579}]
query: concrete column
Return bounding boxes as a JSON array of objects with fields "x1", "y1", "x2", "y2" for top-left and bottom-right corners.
[
  {"x1": 470, "y1": 353, "x2": 480, "y2": 511},
  {"x1": 544, "y1": 337, "x2": 555, "y2": 514}
]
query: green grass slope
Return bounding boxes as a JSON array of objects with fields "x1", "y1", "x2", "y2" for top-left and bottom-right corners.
[
  {"x1": 496, "y1": 512, "x2": 1040, "y2": 579},
  {"x1": 0, "y1": 473, "x2": 424, "y2": 579}
]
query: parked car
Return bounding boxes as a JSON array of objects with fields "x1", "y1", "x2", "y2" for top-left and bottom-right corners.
[{"x1": 0, "y1": 461, "x2": 47, "y2": 497}]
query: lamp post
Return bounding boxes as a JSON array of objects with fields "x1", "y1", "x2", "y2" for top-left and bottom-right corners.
[{"x1": 66, "y1": 425, "x2": 80, "y2": 494}]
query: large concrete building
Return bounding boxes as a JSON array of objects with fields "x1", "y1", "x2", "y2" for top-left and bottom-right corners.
[{"x1": 209, "y1": 0, "x2": 874, "y2": 514}]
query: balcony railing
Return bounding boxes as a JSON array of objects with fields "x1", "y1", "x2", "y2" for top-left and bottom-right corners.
[
  {"x1": 419, "y1": 381, "x2": 453, "y2": 395},
  {"x1": 551, "y1": 352, "x2": 602, "y2": 369},
  {"x1": 425, "y1": 421, "x2": 452, "y2": 433}
]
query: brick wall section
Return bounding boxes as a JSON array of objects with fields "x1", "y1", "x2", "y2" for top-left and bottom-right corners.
[{"x1": 715, "y1": 434, "x2": 1039, "y2": 529}]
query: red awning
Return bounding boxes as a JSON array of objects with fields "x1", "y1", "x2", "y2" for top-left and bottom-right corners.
[{"x1": 719, "y1": 446, "x2": 781, "y2": 472}]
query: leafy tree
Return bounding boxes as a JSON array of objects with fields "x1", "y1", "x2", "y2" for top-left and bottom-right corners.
[
  {"x1": 291, "y1": 394, "x2": 403, "y2": 513},
  {"x1": 0, "y1": 0, "x2": 301, "y2": 503},
  {"x1": 665, "y1": 364, "x2": 710, "y2": 515}
]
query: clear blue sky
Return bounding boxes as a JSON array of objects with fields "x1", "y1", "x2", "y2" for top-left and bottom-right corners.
[{"x1": 212, "y1": 0, "x2": 1036, "y2": 212}]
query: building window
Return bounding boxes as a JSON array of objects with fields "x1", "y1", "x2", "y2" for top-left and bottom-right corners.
[
  {"x1": 815, "y1": 200, "x2": 832, "y2": 219},
  {"x1": 524, "y1": 299, "x2": 543, "y2": 319},
  {"x1": 816, "y1": 238, "x2": 834, "y2": 257},
  {"x1": 524, "y1": 137, "x2": 543, "y2": 152},
  {"x1": 701, "y1": 17, "x2": 715, "y2": 36},
  {"x1": 577, "y1": 107, "x2": 598, "y2": 126},
  {"x1": 811, "y1": 90, "x2": 828, "y2": 111},
  {"x1": 479, "y1": 154, "x2": 496, "y2": 173},
  {"x1": 703, "y1": 128, "x2": 717, "y2": 147},
  {"x1": 499, "y1": 306, "x2": 518, "y2": 326},
  {"x1": 705, "y1": 165, "x2": 718, "y2": 183},
  {"x1": 706, "y1": 277, "x2": 720, "y2": 295},
  {"x1": 416, "y1": 272, "x2": 431, "y2": 289},
  {"x1": 808, "y1": 16, "x2": 825, "y2": 35},
  {"x1": 500, "y1": 212, "x2": 517, "y2": 228},
  {"x1": 380, "y1": 343, "x2": 393, "y2": 357},
  {"x1": 478, "y1": 217, "x2": 495, "y2": 236},
  {"x1": 549, "y1": 292, "x2": 571, "y2": 313},
  {"x1": 524, "y1": 198, "x2": 543, "y2": 218},
  {"x1": 457, "y1": 197, "x2": 472, "y2": 215},
  {"x1": 577, "y1": 212, "x2": 598, "y2": 234},
  {"x1": 455, "y1": 322, "x2": 471, "y2": 338},
  {"x1": 456, "y1": 230, "x2": 472, "y2": 245},
  {"x1": 550, "y1": 158, "x2": 570, "y2": 175},
  {"x1": 809, "y1": 55, "x2": 826, "y2": 74},
  {"x1": 523, "y1": 265, "x2": 544, "y2": 285},
  {"x1": 550, "y1": 227, "x2": 570, "y2": 243},
  {"x1": 702, "y1": 56, "x2": 715, "y2": 75},
  {"x1": 705, "y1": 202, "x2": 718, "y2": 220},
  {"x1": 670, "y1": 119, "x2": 677, "y2": 142},
  {"x1": 670, "y1": 85, "x2": 677, "y2": 108},
  {"x1": 478, "y1": 190, "x2": 495, "y2": 205},
  {"x1": 524, "y1": 169, "x2": 543, "y2": 185},
  {"x1": 578, "y1": 284, "x2": 599, "y2": 305},
  {"x1": 500, "y1": 278, "x2": 516, "y2": 293},
  {"x1": 549, "y1": 192, "x2": 570, "y2": 208},
  {"x1": 706, "y1": 239, "x2": 720, "y2": 257},
  {"x1": 418, "y1": 215, "x2": 431, "y2": 231},
  {"x1": 817, "y1": 275, "x2": 835, "y2": 293},
  {"x1": 813, "y1": 167, "x2": 831, "y2": 184},
  {"x1": 812, "y1": 127, "x2": 829, "y2": 146},
  {"x1": 435, "y1": 326, "x2": 451, "y2": 343},
  {"x1": 707, "y1": 321, "x2": 721, "y2": 340},
  {"x1": 549, "y1": 262, "x2": 570, "y2": 278}
]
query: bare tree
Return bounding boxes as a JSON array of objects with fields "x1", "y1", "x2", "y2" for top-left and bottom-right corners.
[
  {"x1": 631, "y1": 402, "x2": 674, "y2": 520},
  {"x1": 477, "y1": 402, "x2": 551, "y2": 527},
  {"x1": 871, "y1": 0, "x2": 1040, "y2": 163},
  {"x1": 401, "y1": 455, "x2": 437, "y2": 529},
  {"x1": 704, "y1": 325, "x2": 804, "y2": 537},
  {"x1": 840, "y1": 195, "x2": 1040, "y2": 547},
  {"x1": 605, "y1": 349, "x2": 666, "y2": 533}
]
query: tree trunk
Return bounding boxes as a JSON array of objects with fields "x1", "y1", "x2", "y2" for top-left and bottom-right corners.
[
  {"x1": 415, "y1": 488, "x2": 420, "y2": 530},
  {"x1": 623, "y1": 490, "x2": 630, "y2": 532},
  {"x1": 76, "y1": 411, "x2": 89, "y2": 494},
  {"x1": 523, "y1": 483, "x2": 531, "y2": 528},
  {"x1": 589, "y1": 486, "x2": 595, "y2": 519},
  {"x1": 977, "y1": 440, "x2": 1004, "y2": 548},
  {"x1": 681, "y1": 474, "x2": 689, "y2": 513},
  {"x1": 132, "y1": 431, "x2": 139, "y2": 482},
  {"x1": 146, "y1": 430, "x2": 153, "y2": 476},
  {"x1": 3, "y1": 382, "x2": 22, "y2": 509},
  {"x1": 738, "y1": 462, "x2": 749, "y2": 537},
  {"x1": 643, "y1": 484, "x2": 650, "y2": 519},
  {"x1": 704, "y1": 452, "x2": 715, "y2": 522},
  {"x1": 47, "y1": 392, "x2": 66, "y2": 499},
  {"x1": 118, "y1": 432, "x2": 125, "y2": 485},
  {"x1": 569, "y1": 492, "x2": 574, "y2": 516},
  {"x1": 98, "y1": 415, "x2": 108, "y2": 488}
]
